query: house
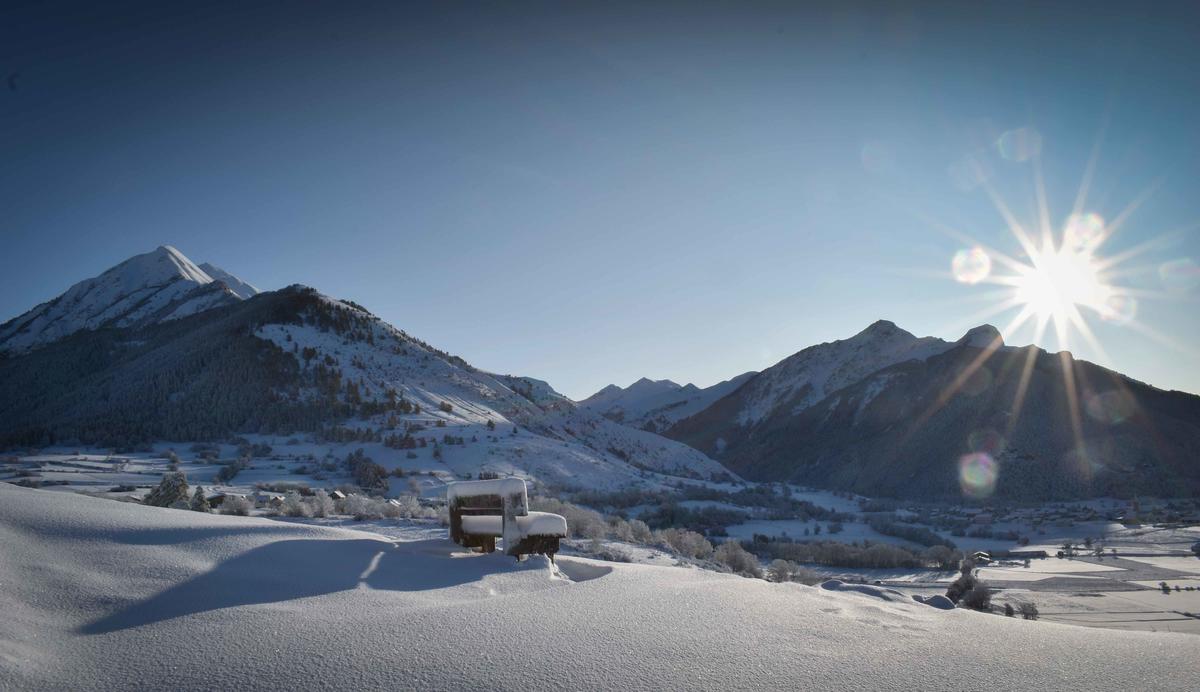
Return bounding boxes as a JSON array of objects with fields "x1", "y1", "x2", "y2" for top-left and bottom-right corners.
[
  {"x1": 253, "y1": 492, "x2": 285, "y2": 507},
  {"x1": 207, "y1": 492, "x2": 246, "y2": 508},
  {"x1": 329, "y1": 490, "x2": 347, "y2": 501}
]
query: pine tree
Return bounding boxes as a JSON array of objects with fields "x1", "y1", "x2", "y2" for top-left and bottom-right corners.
[
  {"x1": 144, "y1": 471, "x2": 189, "y2": 508},
  {"x1": 190, "y1": 485, "x2": 211, "y2": 512}
]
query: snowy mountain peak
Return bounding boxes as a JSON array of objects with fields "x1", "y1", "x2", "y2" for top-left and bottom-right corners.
[
  {"x1": 851, "y1": 319, "x2": 916, "y2": 343},
  {"x1": 0, "y1": 246, "x2": 259, "y2": 354},
  {"x1": 958, "y1": 324, "x2": 1003, "y2": 349},
  {"x1": 198, "y1": 262, "x2": 261, "y2": 300}
]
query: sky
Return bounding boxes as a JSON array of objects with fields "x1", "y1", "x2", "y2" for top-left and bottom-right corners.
[{"x1": 2, "y1": 1, "x2": 1199, "y2": 400}]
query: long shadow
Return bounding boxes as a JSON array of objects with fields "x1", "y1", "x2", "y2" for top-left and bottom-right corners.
[
  {"x1": 110, "y1": 526, "x2": 305, "y2": 545},
  {"x1": 80, "y1": 538, "x2": 539, "y2": 634}
]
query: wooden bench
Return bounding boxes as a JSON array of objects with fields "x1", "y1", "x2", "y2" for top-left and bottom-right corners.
[{"x1": 447, "y1": 478, "x2": 568, "y2": 561}]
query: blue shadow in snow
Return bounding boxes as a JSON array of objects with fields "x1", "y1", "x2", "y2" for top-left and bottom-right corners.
[{"x1": 80, "y1": 538, "x2": 535, "y2": 634}]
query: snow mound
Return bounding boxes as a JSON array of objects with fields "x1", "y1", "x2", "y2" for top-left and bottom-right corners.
[
  {"x1": 913, "y1": 594, "x2": 957, "y2": 610},
  {"x1": 2, "y1": 484, "x2": 1197, "y2": 691},
  {"x1": 819, "y1": 579, "x2": 908, "y2": 602}
]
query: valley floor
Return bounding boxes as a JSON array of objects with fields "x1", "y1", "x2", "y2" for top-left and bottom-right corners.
[{"x1": 1, "y1": 484, "x2": 1197, "y2": 691}]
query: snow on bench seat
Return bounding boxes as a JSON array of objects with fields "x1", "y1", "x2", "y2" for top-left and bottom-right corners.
[
  {"x1": 515, "y1": 511, "x2": 568, "y2": 538},
  {"x1": 460, "y1": 515, "x2": 503, "y2": 537}
]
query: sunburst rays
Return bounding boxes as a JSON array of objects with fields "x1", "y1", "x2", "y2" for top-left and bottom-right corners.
[{"x1": 921, "y1": 127, "x2": 1194, "y2": 499}]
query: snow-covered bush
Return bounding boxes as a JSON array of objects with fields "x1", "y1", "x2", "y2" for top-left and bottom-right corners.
[
  {"x1": 767, "y1": 559, "x2": 821, "y2": 585},
  {"x1": 656, "y1": 528, "x2": 713, "y2": 560},
  {"x1": 345, "y1": 494, "x2": 384, "y2": 520},
  {"x1": 308, "y1": 489, "x2": 335, "y2": 517},
  {"x1": 283, "y1": 491, "x2": 312, "y2": 518},
  {"x1": 144, "y1": 472, "x2": 189, "y2": 508},
  {"x1": 768, "y1": 559, "x2": 797, "y2": 583},
  {"x1": 790, "y1": 565, "x2": 821, "y2": 585},
  {"x1": 531, "y1": 496, "x2": 607, "y2": 539},
  {"x1": 629, "y1": 519, "x2": 653, "y2": 543},
  {"x1": 713, "y1": 541, "x2": 762, "y2": 578},
  {"x1": 388, "y1": 494, "x2": 438, "y2": 520},
  {"x1": 221, "y1": 496, "x2": 253, "y2": 516}
]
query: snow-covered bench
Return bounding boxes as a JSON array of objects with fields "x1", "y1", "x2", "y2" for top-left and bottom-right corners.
[{"x1": 447, "y1": 478, "x2": 568, "y2": 561}]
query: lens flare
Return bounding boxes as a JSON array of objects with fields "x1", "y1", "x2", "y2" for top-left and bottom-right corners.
[
  {"x1": 1063, "y1": 212, "x2": 1105, "y2": 253},
  {"x1": 996, "y1": 127, "x2": 1042, "y2": 162},
  {"x1": 952, "y1": 247, "x2": 991, "y2": 284},
  {"x1": 1099, "y1": 293, "x2": 1137, "y2": 324},
  {"x1": 967, "y1": 429, "x2": 1005, "y2": 455},
  {"x1": 1159, "y1": 258, "x2": 1200, "y2": 294},
  {"x1": 958, "y1": 452, "x2": 998, "y2": 499},
  {"x1": 1084, "y1": 390, "x2": 1136, "y2": 425}
]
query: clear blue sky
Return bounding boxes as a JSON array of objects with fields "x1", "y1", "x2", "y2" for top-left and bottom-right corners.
[{"x1": 2, "y1": 1, "x2": 1198, "y2": 399}]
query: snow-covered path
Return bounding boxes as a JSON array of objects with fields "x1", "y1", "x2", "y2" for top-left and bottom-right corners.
[{"x1": 0, "y1": 484, "x2": 1195, "y2": 691}]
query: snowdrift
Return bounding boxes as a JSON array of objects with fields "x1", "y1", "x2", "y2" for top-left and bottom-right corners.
[{"x1": 0, "y1": 484, "x2": 1195, "y2": 691}]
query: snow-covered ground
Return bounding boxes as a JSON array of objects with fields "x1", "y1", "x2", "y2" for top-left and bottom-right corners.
[{"x1": 2, "y1": 483, "x2": 1198, "y2": 691}]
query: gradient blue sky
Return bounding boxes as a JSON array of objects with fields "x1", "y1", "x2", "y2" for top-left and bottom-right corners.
[{"x1": 3, "y1": 1, "x2": 1199, "y2": 399}]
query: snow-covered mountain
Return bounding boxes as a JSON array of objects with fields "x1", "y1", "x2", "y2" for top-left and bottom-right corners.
[
  {"x1": 579, "y1": 372, "x2": 757, "y2": 432},
  {"x1": 197, "y1": 262, "x2": 260, "y2": 299},
  {"x1": 666, "y1": 320, "x2": 1200, "y2": 499},
  {"x1": 730, "y1": 320, "x2": 955, "y2": 426},
  {"x1": 0, "y1": 246, "x2": 259, "y2": 355},
  {"x1": 0, "y1": 259, "x2": 732, "y2": 488}
]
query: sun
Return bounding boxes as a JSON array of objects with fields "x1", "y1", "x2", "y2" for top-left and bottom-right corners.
[
  {"x1": 951, "y1": 210, "x2": 1139, "y2": 354},
  {"x1": 1011, "y1": 236, "x2": 1110, "y2": 324}
]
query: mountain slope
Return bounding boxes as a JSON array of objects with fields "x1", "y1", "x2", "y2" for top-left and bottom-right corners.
[
  {"x1": 2, "y1": 483, "x2": 1195, "y2": 691},
  {"x1": 0, "y1": 246, "x2": 257, "y2": 355},
  {"x1": 0, "y1": 284, "x2": 730, "y2": 487},
  {"x1": 579, "y1": 372, "x2": 757, "y2": 432},
  {"x1": 667, "y1": 322, "x2": 1200, "y2": 499},
  {"x1": 198, "y1": 262, "x2": 261, "y2": 300}
]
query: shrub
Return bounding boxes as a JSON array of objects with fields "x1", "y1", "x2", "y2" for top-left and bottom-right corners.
[
  {"x1": 713, "y1": 540, "x2": 762, "y2": 578},
  {"x1": 345, "y1": 494, "x2": 384, "y2": 520},
  {"x1": 790, "y1": 565, "x2": 822, "y2": 585},
  {"x1": 283, "y1": 491, "x2": 312, "y2": 518},
  {"x1": 221, "y1": 496, "x2": 253, "y2": 516},
  {"x1": 657, "y1": 528, "x2": 714, "y2": 560},
  {"x1": 768, "y1": 559, "x2": 797, "y2": 583},
  {"x1": 922, "y1": 545, "x2": 963, "y2": 570},
  {"x1": 308, "y1": 489, "x2": 335, "y2": 518},
  {"x1": 960, "y1": 582, "x2": 992, "y2": 611},
  {"x1": 215, "y1": 458, "x2": 249, "y2": 483},
  {"x1": 1018, "y1": 601, "x2": 1039, "y2": 620},
  {"x1": 629, "y1": 519, "x2": 653, "y2": 543}
]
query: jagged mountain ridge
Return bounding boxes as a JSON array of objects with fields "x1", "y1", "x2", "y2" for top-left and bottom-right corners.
[
  {"x1": 0, "y1": 275, "x2": 731, "y2": 488},
  {"x1": 579, "y1": 373, "x2": 757, "y2": 432},
  {"x1": 0, "y1": 246, "x2": 259, "y2": 355},
  {"x1": 666, "y1": 322, "x2": 1200, "y2": 499}
]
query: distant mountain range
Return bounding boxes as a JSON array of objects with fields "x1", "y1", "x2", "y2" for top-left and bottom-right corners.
[
  {"x1": 664, "y1": 321, "x2": 1200, "y2": 500},
  {"x1": 2, "y1": 246, "x2": 1197, "y2": 499},
  {"x1": 579, "y1": 373, "x2": 756, "y2": 433},
  {"x1": 0, "y1": 247, "x2": 730, "y2": 489}
]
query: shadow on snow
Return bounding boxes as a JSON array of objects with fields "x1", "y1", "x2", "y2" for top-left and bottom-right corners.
[{"x1": 80, "y1": 536, "x2": 548, "y2": 634}]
